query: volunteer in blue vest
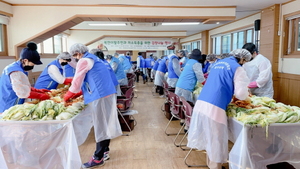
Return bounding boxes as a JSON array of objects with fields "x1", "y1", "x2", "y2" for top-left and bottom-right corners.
[
  {"x1": 34, "y1": 52, "x2": 73, "y2": 90},
  {"x1": 167, "y1": 50, "x2": 185, "y2": 88},
  {"x1": 175, "y1": 49, "x2": 205, "y2": 104},
  {"x1": 136, "y1": 52, "x2": 147, "y2": 84},
  {"x1": 64, "y1": 43, "x2": 122, "y2": 168},
  {"x1": 151, "y1": 56, "x2": 161, "y2": 82},
  {"x1": 125, "y1": 51, "x2": 132, "y2": 64},
  {"x1": 179, "y1": 49, "x2": 189, "y2": 68},
  {"x1": 116, "y1": 53, "x2": 133, "y2": 74},
  {"x1": 187, "y1": 49, "x2": 251, "y2": 169},
  {"x1": 145, "y1": 53, "x2": 155, "y2": 82},
  {"x1": 90, "y1": 49, "x2": 121, "y2": 96},
  {"x1": 154, "y1": 56, "x2": 168, "y2": 96},
  {"x1": 106, "y1": 54, "x2": 128, "y2": 86},
  {"x1": 242, "y1": 43, "x2": 274, "y2": 98},
  {"x1": 0, "y1": 42, "x2": 50, "y2": 113}
]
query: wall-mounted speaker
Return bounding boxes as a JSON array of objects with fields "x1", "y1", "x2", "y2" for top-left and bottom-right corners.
[{"x1": 254, "y1": 19, "x2": 261, "y2": 31}]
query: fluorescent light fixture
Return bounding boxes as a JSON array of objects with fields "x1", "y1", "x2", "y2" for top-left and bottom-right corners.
[
  {"x1": 88, "y1": 23, "x2": 127, "y2": 26},
  {"x1": 161, "y1": 22, "x2": 200, "y2": 26},
  {"x1": 216, "y1": 22, "x2": 220, "y2": 24}
]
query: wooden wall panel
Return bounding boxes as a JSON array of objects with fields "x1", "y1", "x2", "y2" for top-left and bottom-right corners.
[{"x1": 201, "y1": 30, "x2": 209, "y2": 54}]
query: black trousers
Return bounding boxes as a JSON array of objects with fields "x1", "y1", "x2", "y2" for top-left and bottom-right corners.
[
  {"x1": 156, "y1": 86, "x2": 164, "y2": 95},
  {"x1": 94, "y1": 139, "x2": 110, "y2": 160}
]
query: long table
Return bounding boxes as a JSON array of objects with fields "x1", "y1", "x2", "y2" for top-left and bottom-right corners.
[
  {"x1": 0, "y1": 109, "x2": 93, "y2": 169},
  {"x1": 228, "y1": 118, "x2": 300, "y2": 169}
]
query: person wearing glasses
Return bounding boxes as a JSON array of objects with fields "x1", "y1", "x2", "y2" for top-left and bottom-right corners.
[{"x1": 34, "y1": 52, "x2": 74, "y2": 90}]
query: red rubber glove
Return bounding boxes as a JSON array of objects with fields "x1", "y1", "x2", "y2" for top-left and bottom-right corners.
[
  {"x1": 63, "y1": 91, "x2": 77, "y2": 102},
  {"x1": 31, "y1": 87, "x2": 50, "y2": 93},
  {"x1": 204, "y1": 73, "x2": 208, "y2": 78},
  {"x1": 74, "y1": 90, "x2": 83, "y2": 98},
  {"x1": 28, "y1": 91, "x2": 50, "y2": 100},
  {"x1": 201, "y1": 80, "x2": 206, "y2": 85},
  {"x1": 248, "y1": 81, "x2": 258, "y2": 88},
  {"x1": 63, "y1": 78, "x2": 73, "y2": 85}
]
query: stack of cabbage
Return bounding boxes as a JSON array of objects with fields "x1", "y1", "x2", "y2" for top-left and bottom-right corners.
[
  {"x1": 2, "y1": 100, "x2": 84, "y2": 121},
  {"x1": 227, "y1": 95, "x2": 300, "y2": 127},
  {"x1": 1, "y1": 100, "x2": 85, "y2": 121}
]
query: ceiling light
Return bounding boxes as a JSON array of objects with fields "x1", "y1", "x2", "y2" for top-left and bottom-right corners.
[
  {"x1": 216, "y1": 22, "x2": 220, "y2": 24},
  {"x1": 88, "y1": 23, "x2": 127, "y2": 26},
  {"x1": 161, "y1": 22, "x2": 200, "y2": 26}
]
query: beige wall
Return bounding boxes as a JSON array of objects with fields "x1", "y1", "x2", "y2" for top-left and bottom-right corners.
[
  {"x1": 180, "y1": 33, "x2": 202, "y2": 44},
  {"x1": 0, "y1": 2, "x2": 12, "y2": 15},
  {"x1": 7, "y1": 5, "x2": 235, "y2": 56}
]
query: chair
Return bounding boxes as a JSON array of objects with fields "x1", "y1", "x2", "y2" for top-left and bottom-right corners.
[
  {"x1": 121, "y1": 78, "x2": 135, "y2": 95},
  {"x1": 117, "y1": 87, "x2": 135, "y2": 135},
  {"x1": 179, "y1": 97, "x2": 207, "y2": 168},
  {"x1": 164, "y1": 91, "x2": 185, "y2": 136},
  {"x1": 174, "y1": 97, "x2": 193, "y2": 149}
]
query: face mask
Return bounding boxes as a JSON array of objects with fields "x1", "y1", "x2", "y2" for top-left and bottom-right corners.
[
  {"x1": 75, "y1": 59, "x2": 79, "y2": 62},
  {"x1": 23, "y1": 65, "x2": 34, "y2": 71},
  {"x1": 61, "y1": 62, "x2": 68, "y2": 66}
]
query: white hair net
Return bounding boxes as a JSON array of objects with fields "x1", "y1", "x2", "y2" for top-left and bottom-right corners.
[
  {"x1": 207, "y1": 54, "x2": 217, "y2": 61},
  {"x1": 229, "y1": 49, "x2": 252, "y2": 62},
  {"x1": 177, "y1": 50, "x2": 188, "y2": 57},
  {"x1": 57, "y1": 52, "x2": 71, "y2": 59},
  {"x1": 89, "y1": 48, "x2": 101, "y2": 55},
  {"x1": 69, "y1": 43, "x2": 89, "y2": 56},
  {"x1": 114, "y1": 53, "x2": 119, "y2": 57}
]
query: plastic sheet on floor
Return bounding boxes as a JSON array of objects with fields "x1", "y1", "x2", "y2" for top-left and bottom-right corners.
[
  {"x1": 228, "y1": 118, "x2": 300, "y2": 169},
  {"x1": 0, "y1": 109, "x2": 92, "y2": 169}
]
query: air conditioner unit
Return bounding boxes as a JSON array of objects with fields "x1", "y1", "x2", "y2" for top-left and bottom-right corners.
[{"x1": 130, "y1": 23, "x2": 159, "y2": 27}]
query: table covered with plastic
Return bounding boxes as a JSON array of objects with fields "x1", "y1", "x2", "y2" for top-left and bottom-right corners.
[
  {"x1": 0, "y1": 109, "x2": 93, "y2": 169},
  {"x1": 228, "y1": 118, "x2": 300, "y2": 169}
]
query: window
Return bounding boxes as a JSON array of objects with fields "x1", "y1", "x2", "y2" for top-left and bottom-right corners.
[
  {"x1": 0, "y1": 24, "x2": 7, "y2": 56},
  {"x1": 182, "y1": 40, "x2": 201, "y2": 53},
  {"x1": 54, "y1": 35, "x2": 62, "y2": 54},
  {"x1": 43, "y1": 37, "x2": 54, "y2": 53},
  {"x1": 164, "y1": 50, "x2": 174, "y2": 55},
  {"x1": 212, "y1": 28, "x2": 253, "y2": 55},
  {"x1": 284, "y1": 15, "x2": 300, "y2": 55},
  {"x1": 222, "y1": 34, "x2": 231, "y2": 53}
]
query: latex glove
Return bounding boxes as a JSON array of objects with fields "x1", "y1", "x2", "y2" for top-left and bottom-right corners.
[
  {"x1": 28, "y1": 91, "x2": 50, "y2": 100},
  {"x1": 74, "y1": 90, "x2": 83, "y2": 98},
  {"x1": 201, "y1": 80, "x2": 206, "y2": 85},
  {"x1": 204, "y1": 73, "x2": 208, "y2": 78},
  {"x1": 31, "y1": 87, "x2": 50, "y2": 93},
  {"x1": 63, "y1": 91, "x2": 77, "y2": 102},
  {"x1": 63, "y1": 78, "x2": 73, "y2": 85},
  {"x1": 248, "y1": 81, "x2": 258, "y2": 88}
]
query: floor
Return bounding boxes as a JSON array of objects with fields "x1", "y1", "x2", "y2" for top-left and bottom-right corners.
[{"x1": 78, "y1": 81, "x2": 210, "y2": 169}]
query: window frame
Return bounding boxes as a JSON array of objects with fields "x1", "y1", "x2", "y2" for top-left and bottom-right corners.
[
  {"x1": 283, "y1": 12, "x2": 300, "y2": 57},
  {"x1": 0, "y1": 24, "x2": 8, "y2": 56}
]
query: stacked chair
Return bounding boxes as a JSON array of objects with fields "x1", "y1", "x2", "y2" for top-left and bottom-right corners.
[{"x1": 117, "y1": 73, "x2": 137, "y2": 136}]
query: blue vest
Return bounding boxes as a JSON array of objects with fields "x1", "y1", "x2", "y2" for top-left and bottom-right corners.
[
  {"x1": 157, "y1": 57, "x2": 168, "y2": 73},
  {"x1": 138, "y1": 55, "x2": 146, "y2": 68},
  {"x1": 126, "y1": 55, "x2": 132, "y2": 64},
  {"x1": 176, "y1": 59, "x2": 198, "y2": 92},
  {"x1": 145, "y1": 58, "x2": 153, "y2": 68},
  {"x1": 118, "y1": 55, "x2": 132, "y2": 71},
  {"x1": 198, "y1": 56, "x2": 240, "y2": 110},
  {"x1": 102, "y1": 59, "x2": 119, "y2": 87},
  {"x1": 34, "y1": 60, "x2": 63, "y2": 90},
  {"x1": 110, "y1": 57, "x2": 126, "y2": 81},
  {"x1": 65, "y1": 64, "x2": 75, "y2": 77},
  {"x1": 202, "y1": 62, "x2": 210, "y2": 74},
  {"x1": 0, "y1": 61, "x2": 27, "y2": 112},
  {"x1": 82, "y1": 53, "x2": 116, "y2": 104},
  {"x1": 152, "y1": 59, "x2": 161, "y2": 71},
  {"x1": 168, "y1": 55, "x2": 180, "y2": 78}
]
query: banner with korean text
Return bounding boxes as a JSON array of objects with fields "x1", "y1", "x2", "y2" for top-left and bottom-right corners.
[{"x1": 101, "y1": 40, "x2": 174, "y2": 50}]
